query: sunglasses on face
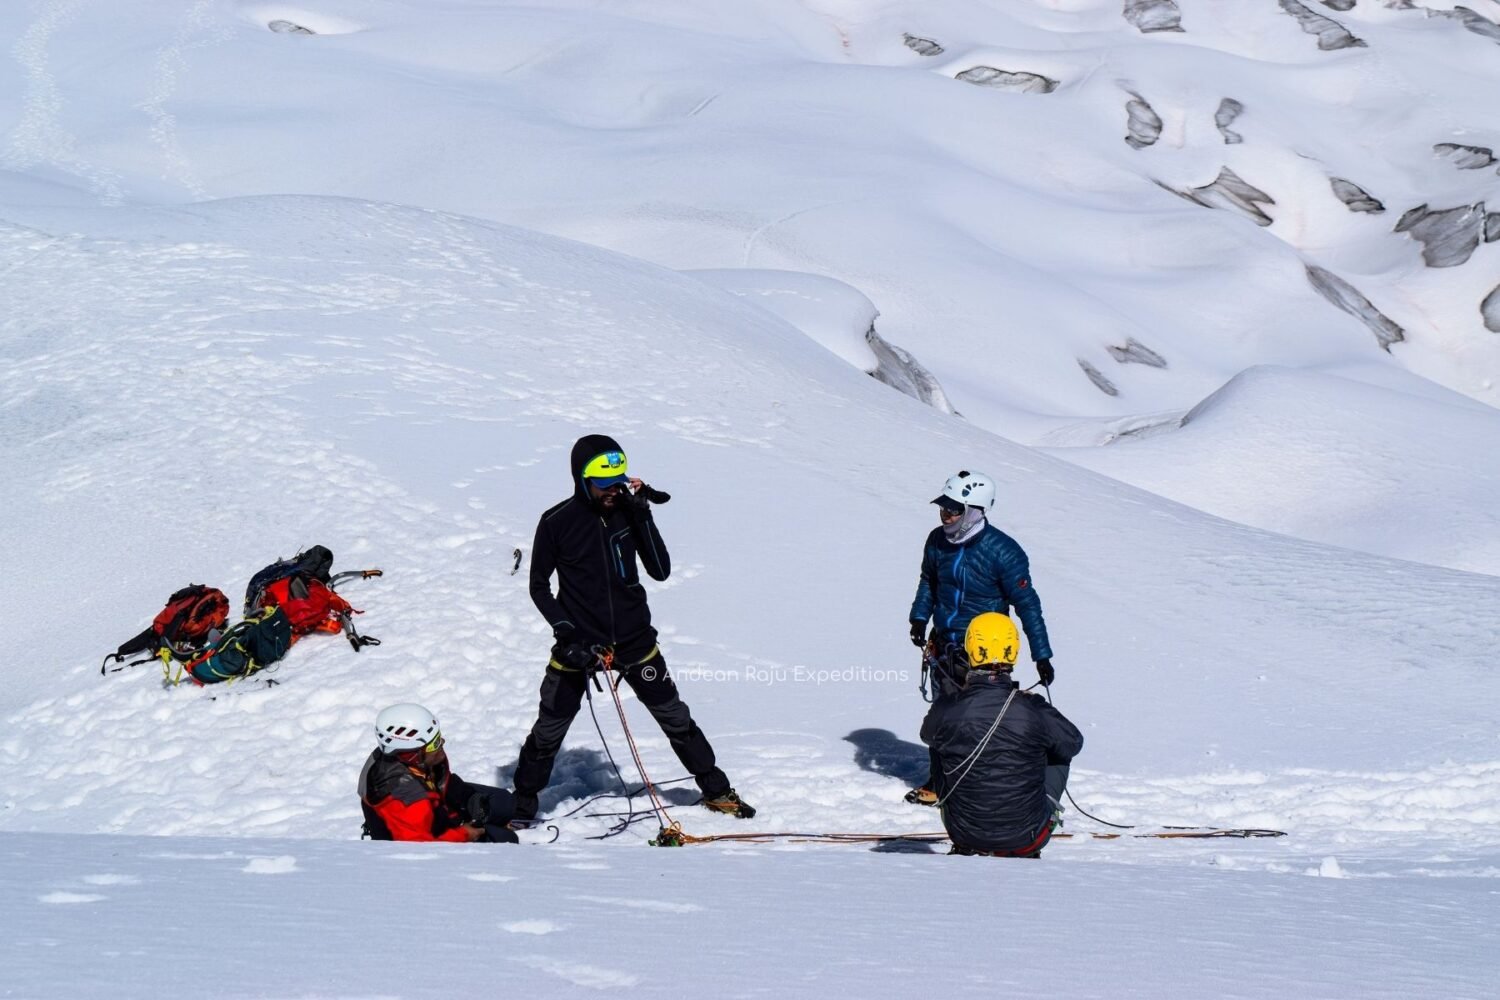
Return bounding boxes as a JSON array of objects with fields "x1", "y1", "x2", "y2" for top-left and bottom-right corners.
[{"x1": 938, "y1": 506, "x2": 964, "y2": 520}]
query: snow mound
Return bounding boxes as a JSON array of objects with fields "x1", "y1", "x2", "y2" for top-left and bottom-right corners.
[{"x1": 1048, "y1": 365, "x2": 1500, "y2": 574}]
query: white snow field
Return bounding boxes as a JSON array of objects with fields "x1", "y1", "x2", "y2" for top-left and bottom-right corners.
[{"x1": 2, "y1": 1, "x2": 1500, "y2": 998}]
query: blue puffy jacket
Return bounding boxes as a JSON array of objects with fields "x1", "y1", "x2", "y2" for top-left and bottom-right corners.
[{"x1": 908, "y1": 522, "x2": 1052, "y2": 661}]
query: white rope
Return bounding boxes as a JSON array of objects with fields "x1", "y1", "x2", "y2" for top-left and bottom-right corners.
[{"x1": 935, "y1": 688, "x2": 1017, "y2": 809}]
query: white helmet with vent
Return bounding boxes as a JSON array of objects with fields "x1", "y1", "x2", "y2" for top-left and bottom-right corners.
[
  {"x1": 933, "y1": 470, "x2": 996, "y2": 511},
  {"x1": 374, "y1": 703, "x2": 441, "y2": 754}
]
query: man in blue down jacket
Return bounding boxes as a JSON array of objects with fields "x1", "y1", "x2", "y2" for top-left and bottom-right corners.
[
  {"x1": 931, "y1": 613, "x2": 1082, "y2": 857},
  {"x1": 907, "y1": 470, "x2": 1055, "y2": 805}
]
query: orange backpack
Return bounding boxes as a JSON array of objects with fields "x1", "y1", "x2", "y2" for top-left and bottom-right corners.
[{"x1": 103, "y1": 585, "x2": 230, "y2": 674}]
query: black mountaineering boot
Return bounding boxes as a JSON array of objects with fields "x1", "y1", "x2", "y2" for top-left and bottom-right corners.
[
  {"x1": 702, "y1": 788, "x2": 756, "y2": 819},
  {"x1": 512, "y1": 791, "x2": 538, "y2": 823},
  {"x1": 904, "y1": 786, "x2": 939, "y2": 807}
]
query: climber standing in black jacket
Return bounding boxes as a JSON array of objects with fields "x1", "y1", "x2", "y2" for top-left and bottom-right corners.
[{"x1": 509, "y1": 434, "x2": 755, "y2": 823}]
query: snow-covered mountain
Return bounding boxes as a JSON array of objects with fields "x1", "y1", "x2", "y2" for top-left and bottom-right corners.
[{"x1": 2, "y1": 2, "x2": 1498, "y2": 997}]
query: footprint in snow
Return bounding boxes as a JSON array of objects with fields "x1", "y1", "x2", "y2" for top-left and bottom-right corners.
[
  {"x1": 512, "y1": 956, "x2": 639, "y2": 989},
  {"x1": 241, "y1": 856, "x2": 299, "y2": 874},
  {"x1": 568, "y1": 894, "x2": 702, "y2": 913},
  {"x1": 82, "y1": 874, "x2": 140, "y2": 886},
  {"x1": 502, "y1": 919, "x2": 559, "y2": 935},
  {"x1": 40, "y1": 892, "x2": 107, "y2": 904}
]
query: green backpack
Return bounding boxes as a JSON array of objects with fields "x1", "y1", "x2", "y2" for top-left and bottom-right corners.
[{"x1": 167, "y1": 606, "x2": 293, "y2": 686}]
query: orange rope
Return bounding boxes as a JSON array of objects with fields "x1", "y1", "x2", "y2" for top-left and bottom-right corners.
[{"x1": 601, "y1": 652, "x2": 677, "y2": 832}]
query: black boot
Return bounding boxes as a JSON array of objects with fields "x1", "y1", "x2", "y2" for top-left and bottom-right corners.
[{"x1": 701, "y1": 788, "x2": 756, "y2": 819}]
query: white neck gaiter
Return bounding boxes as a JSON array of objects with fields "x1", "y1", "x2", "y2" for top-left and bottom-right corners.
[{"x1": 943, "y1": 507, "x2": 986, "y2": 544}]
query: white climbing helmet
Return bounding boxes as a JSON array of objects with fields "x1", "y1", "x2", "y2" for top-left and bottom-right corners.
[
  {"x1": 374, "y1": 703, "x2": 441, "y2": 754},
  {"x1": 933, "y1": 470, "x2": 996, "y2": 511}
]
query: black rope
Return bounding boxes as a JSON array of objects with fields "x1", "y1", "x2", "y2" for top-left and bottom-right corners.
[
  {"x1": 580, "y1": 673, "x2": 698, "y2": 839},
  {"x1": 551, "y1": 776, "x2": 696, "y2": 823},
  {"x1": 1037, "y1": 683, "x2": 1136, "y2": 830},
  {"x1": 1064, "y1": 788, "x2": 1134, "y2": 830},
  {"x1": 583, "y1": 671, "x2": 636, "y2": 837}
]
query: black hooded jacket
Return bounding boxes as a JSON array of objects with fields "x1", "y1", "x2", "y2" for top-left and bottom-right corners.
[
  {"x1": 931, "y1": 672, "x2": 1083, "y2": 853},
  {"x1": 529, "y1": 434, "x2": 670, "y2": 657}
]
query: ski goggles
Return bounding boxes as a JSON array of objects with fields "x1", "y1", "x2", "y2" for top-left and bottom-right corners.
[
  {"x1": 395, "y1": 731, "x2": 445, "y2": 765},
  {"x1": 582, "y1": 450, "x2": 629, "y2": 487},
  {"x1": 396, "y1": 731, "x2": 441, "y2": 761}
]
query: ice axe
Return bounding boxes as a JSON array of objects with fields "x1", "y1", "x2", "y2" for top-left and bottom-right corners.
[{"x1": 329, "y1": 568, "x2": 383, "y2": 651}]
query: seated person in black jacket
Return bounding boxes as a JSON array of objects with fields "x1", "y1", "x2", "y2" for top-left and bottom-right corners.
[
  {"x1": 930, "y1": 613, "x2": 1083, "y2": 857},
  {"x1": 359, "y1": 703, "x2": 518, "y2": 843}
]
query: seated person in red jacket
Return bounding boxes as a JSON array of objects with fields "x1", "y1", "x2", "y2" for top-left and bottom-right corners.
[{"x1": 359, "y1": 703, "x2": 518, "y2": 843}]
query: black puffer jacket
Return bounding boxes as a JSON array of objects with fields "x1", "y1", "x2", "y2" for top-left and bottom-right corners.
[
  {"x1": 930, "y1": 672, "x2": 1083, "y2": 853},
  {"x1": 529, "y1": 434, "x2": 670, "y2": 657}
]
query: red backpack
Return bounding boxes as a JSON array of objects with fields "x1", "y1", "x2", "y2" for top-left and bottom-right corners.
[
  {"x1": 257, "y1": 575, "x2": 352, "y2": 637},
  {"x1": 103, "y1": 585, "x2": 230, "y2": 674},
  {"x1": 244, "y1": 546, "x2": 382, "y2": 651}
]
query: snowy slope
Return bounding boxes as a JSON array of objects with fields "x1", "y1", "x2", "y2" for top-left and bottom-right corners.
[
  {"x1": 4, "y1": 194, "x2": 1498, "y2": 849},
  {"x1": 3, "y1": 1, "x2": 1500, "y2": 997},
  {"x1": 7, "y1": 831, "x2": 1498, "y2": 1000},
  {"x1": 5, "y1": 0, "x2": 1500, "y2": 574},
  {"x1": 1044, "y1": 363, "x2": 1500, "y2": 574},
  {"x1": 4, "y1": 0, "x2": 1499, "y2": 430}
]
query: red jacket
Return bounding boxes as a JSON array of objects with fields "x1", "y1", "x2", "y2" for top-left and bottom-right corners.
[{"x1": 358, "y1": 749, "x2": 472, "y2": 842}]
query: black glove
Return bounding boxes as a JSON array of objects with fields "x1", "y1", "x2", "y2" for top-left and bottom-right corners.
[
  {"x1": 1036, "y1": 658, "x2": 1055, "y2": 686},
  {"x1": 553, "y1": 639, "x2": 600, "y2": 674},
  {"x1": 909, "y1": 621, "x2": 927, "y2": 648},
  {"x1": 466, "y1": 792, "x2": 491, "y2": 826},
  {"x1": 625, "y1": 483, "x2": 671, "y2": 514},
  {"x1": 638, "y1": 484, "x2": 671, "y2": 505}
]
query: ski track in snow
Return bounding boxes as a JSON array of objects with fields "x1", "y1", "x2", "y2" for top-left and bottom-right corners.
[
  {"x1": 136, "y1": 0, "x2": 226, "y2": 201},
  {"x1": 3, "y1": 0, "x2": 125, "y2": 203}
]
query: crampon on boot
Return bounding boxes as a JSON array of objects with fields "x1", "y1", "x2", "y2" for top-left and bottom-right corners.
[
  {"x1": 904, "y1": 786, "x2": 939, "y2": 807},
  {"x1": 701, "y1": 788, "x2": 756, "y2": 819}
]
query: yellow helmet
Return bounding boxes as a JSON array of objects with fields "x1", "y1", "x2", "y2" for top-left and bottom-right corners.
[{"x1": 965, "y1": 613, "x2": 1019, "y2": 668}]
